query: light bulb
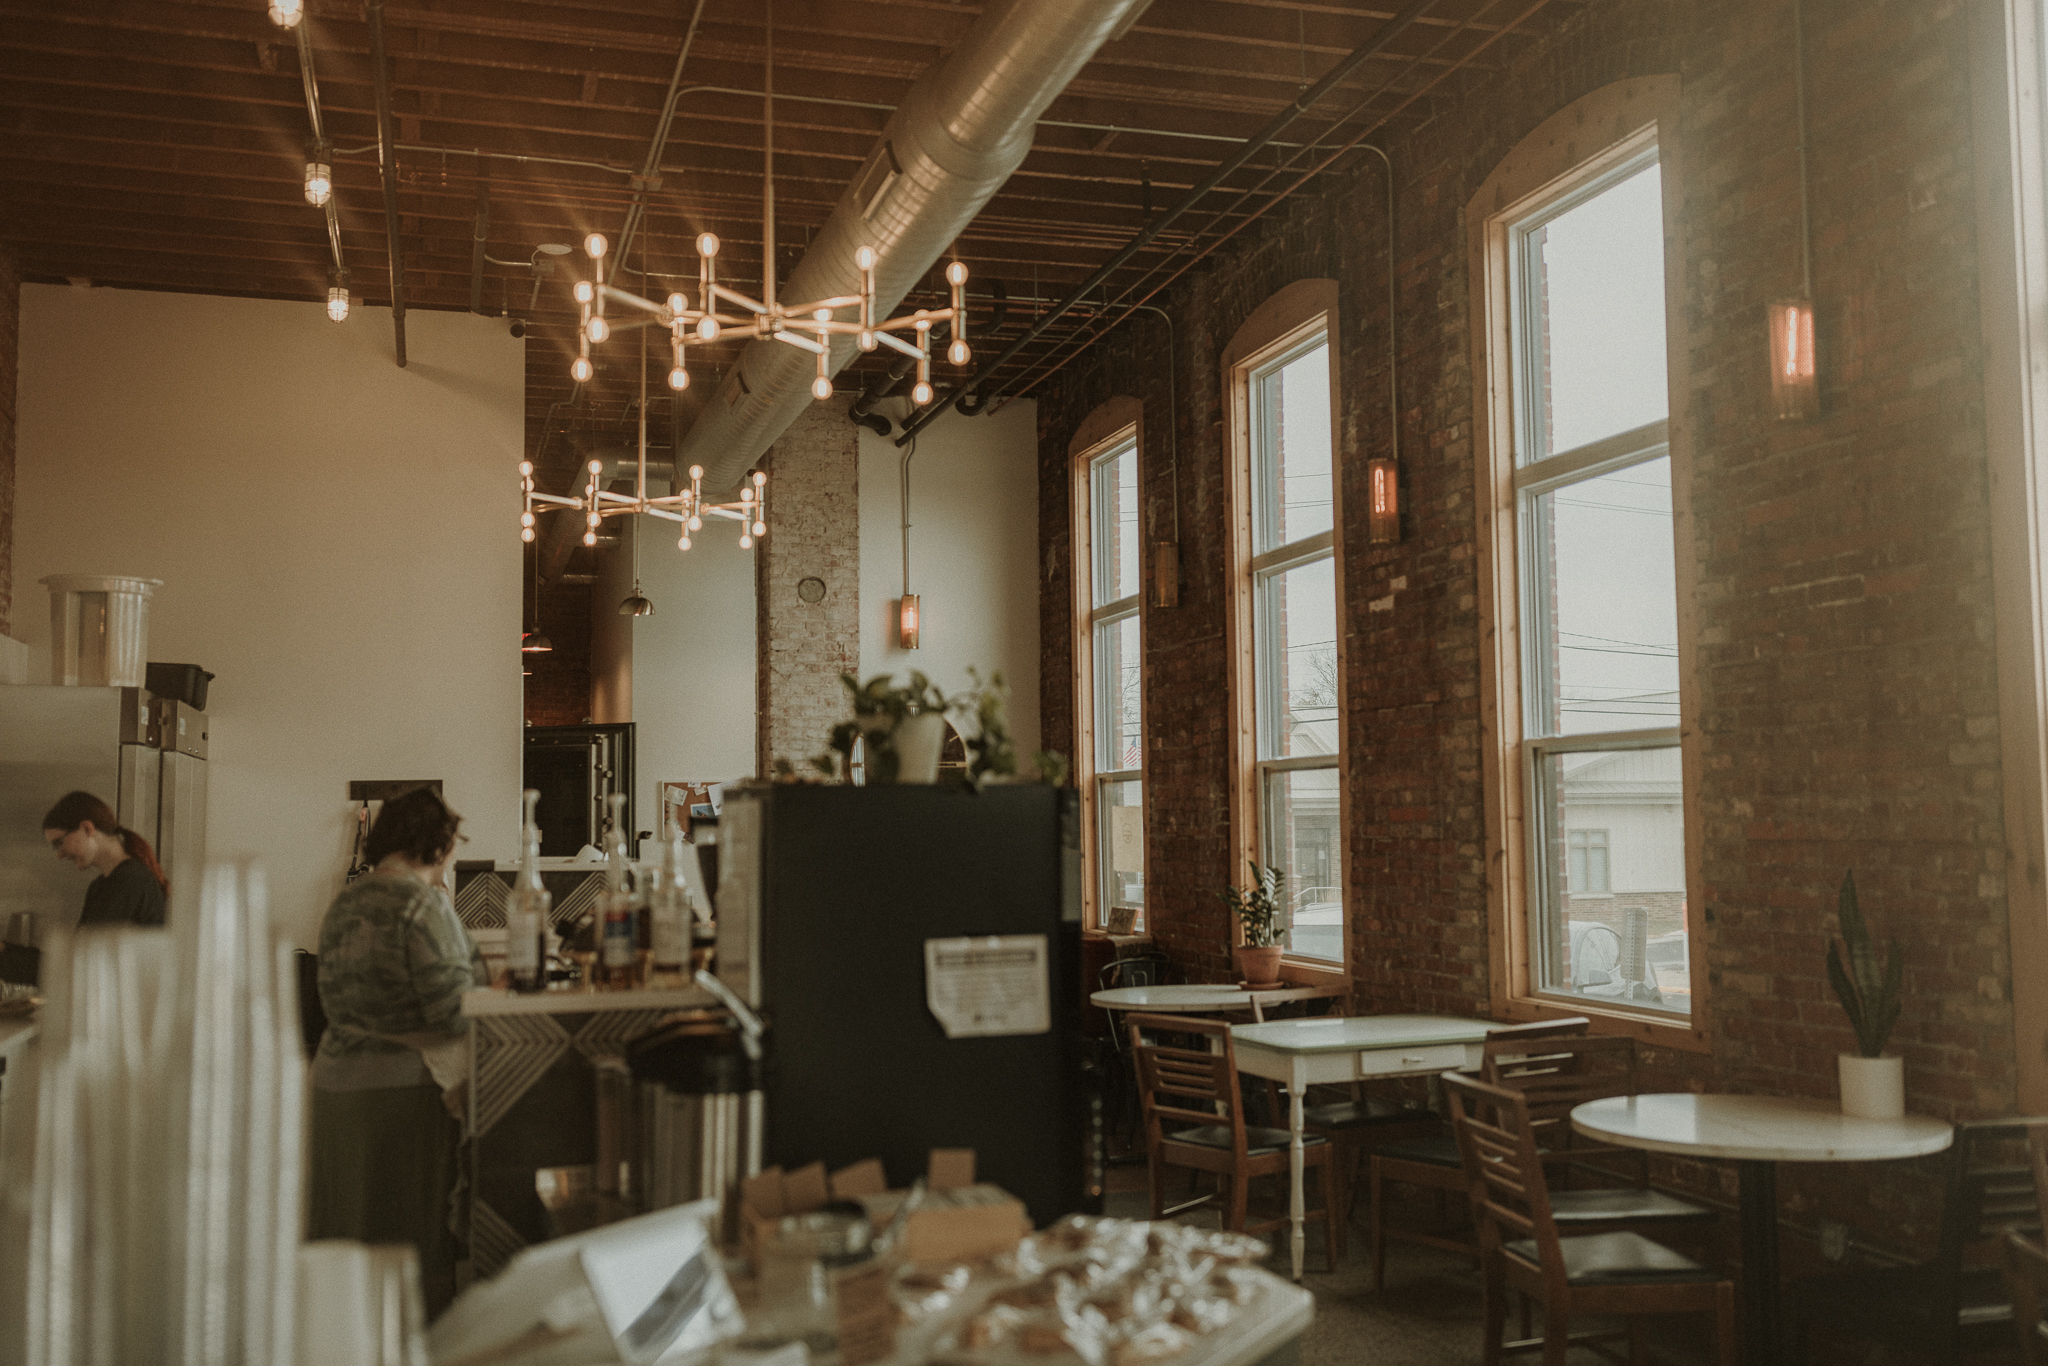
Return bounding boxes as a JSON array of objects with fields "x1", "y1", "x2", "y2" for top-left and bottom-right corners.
[
  {"x1": 858, "y1": 330, "x2": 875, "y2": 351},
  {"x1": 741, "y1": 487, "x2": 755, "y2": 504},
  {"x1": 948, "y1": 339, "x2": 970, "y2": 366},
  {"x1": 690, "y1": 465, "x2": 705, "y2": 480},
  {"x1": 584, "y1": 232, "x2": 608, "y2": 259},
  {"x1": 586, "y1": 316, "x2": 609, "y2": 344},
  {"x1": 667, "y1": 291, "x2": 688, "y2": 314},
  {"x1": 268, "y1": 0, "x2": 303, "y2": 27},
  {"x1": 326, "y1": 287, "x2": 349, "y2": 322},
  {"x1": 740, "y1": 534, "x2": 753, "y2": 549},
  {"x1": 812, "y1": 376, "x2": 832, "y2": 400},
  {"x1": 945, "y1": 261, "x2": 968, "y2": 286},
  {"x1": 583, "y1": 531, "x2": 597, "y2": 546},
  {"x1": 518, "y1": 461, "x2": 534, "y2": 476},
  {"x1": 522, "y1": 528, "x2": 536, "y2": 543},
  {"x1": 574, "y1": 280, "x2": 594, "y2": 304},
  {"x1": 678, "y1": 534, "x2": 691, "y2": 550},
  {"x1": 855, "y1": 245, "x2": 877, "y2": 271},
  {"x1": 687, "y1": 515, "x2": 702, "y2": 531},
  {"x1": 697, "y1": 316, "x2": 719, "y2": 342},
  {"x1": 753, "y1": 470, "x2": 767, "y2": 486},
  {"x1": 697, "y1": 233, "x2": 720, "y2": 258},
  {"x1": 304, "y1": 161, "x2": 331, "y2": 207},
  {"x1": 912, "y1": 381, "x2": 933, "y2": 405},
  {"x1": 588, "y1": 459, "x2": 604, "y2": 474},
  {"x1": 520, "y1": 511, "x2": 536, "y2": 527},
  {"x1": 587, "y1": 511, "x2": 601, "y2": 527},
  {"x1": 571, "y1": 356, "x2": 593, "y2": 383},
  {"x1": 668, "y1": 367, "x2": 689, "y2": 391},
  {"x1": 753, "y1": 520, "x2": 766, "y2": 536},
  {"x1": 814, "y1": 307, "x2": 832, "y2": 322}
]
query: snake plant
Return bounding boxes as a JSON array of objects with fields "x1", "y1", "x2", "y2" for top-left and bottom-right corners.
[{"x1": 1824, "y1": 870, "x2": 1903, "y2": 1059}]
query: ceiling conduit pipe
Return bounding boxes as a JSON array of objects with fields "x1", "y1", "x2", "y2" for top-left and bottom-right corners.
[
  {"x1": 849, "y1": 321, "x2": 949, "y2": 437},
  {"x1": 365, "y1": 0, "x2": 409, "y2": 367},
  {"x1": 892, "y1": 0, "x2": 1436, "y2": 447},
  {"x1": 681, "y1": 0, "x2": 1157, "y2": 491}
]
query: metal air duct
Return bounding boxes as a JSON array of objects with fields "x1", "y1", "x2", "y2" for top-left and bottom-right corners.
[{"x1": 682, "y1": 0, "x2": 1153, "y2": 490}]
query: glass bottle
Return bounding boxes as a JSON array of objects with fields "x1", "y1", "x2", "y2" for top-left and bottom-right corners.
[
  {"x1": 598, "y1": 793, "x2": 642, "y2": 989},
  {"x1": 506, "y1": 789, "x2": 551, "y2": 994},
  {"x1": 649, "y1": 816, "x2": 691, "y2": 981}
]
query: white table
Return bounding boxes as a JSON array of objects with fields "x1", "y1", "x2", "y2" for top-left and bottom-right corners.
[
  {"x1": 1231, "y1": 1014, "x2": 1495, "y2": 1280},
  {"x1": 1572, "y1": 1093, "x2": 1953, "y2": 1366},
  {"x1": 1091, "y1": 983, "x2": 1346, "y2": 1016}
]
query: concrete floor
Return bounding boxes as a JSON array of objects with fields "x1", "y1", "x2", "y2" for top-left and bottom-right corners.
[{"x1": 1102, "y1": 1162, "x2": 1729, "y2": 1366}]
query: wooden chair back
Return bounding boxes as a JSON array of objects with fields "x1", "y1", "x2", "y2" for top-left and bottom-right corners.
[
  {"x1": 1443, "y1": 1070, "x2": 1565, "y2": 1277},
  {"x1": 1484, "y1": 1032, "x2": 1636, "y2": 1158},
  {"x1": 2006, "y1": 1231, "x2": 2048, "y2": 1364},
  {"x1": 1125, "y1": 1013, "x2": 1248, "y2": 1155},
  {"x1": 1940, "y1": 1118, "x2": 2048, "y2": 1274}
]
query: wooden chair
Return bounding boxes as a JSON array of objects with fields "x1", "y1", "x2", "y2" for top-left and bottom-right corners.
[
  {"x1": 1366, "y1": 1017, "x2": 1589, "y2": 1289},
  {"x1": 2004, "y1": 1230, "x2": 2048, "y2": 1364},
  {"x1": 1098, "y1": 954, "x2": 1174, "y2": 1150},
  {"x1": 1786, "y1": 1115, "x2": 2048, "y2": 1365},
  {"x1": 1444, "y1": 1070, "x2": 1737, "y2": 1366},
  {"x1": 1126, "y1": 1012, "x2": 1341, "y2": 1270}
]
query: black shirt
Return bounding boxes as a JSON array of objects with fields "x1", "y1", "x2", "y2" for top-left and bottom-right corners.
[{"x1": 80, "y1": 857, "x2": 167, "y2": 927}]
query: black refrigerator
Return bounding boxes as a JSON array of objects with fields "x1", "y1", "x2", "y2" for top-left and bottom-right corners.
[{"x1": 714, "y1": 783, "x2": 1093, "y2": 1227}]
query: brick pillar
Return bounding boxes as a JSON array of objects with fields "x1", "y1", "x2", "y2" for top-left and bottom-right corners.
[
  {"x1": 755, "y1": 397, "x2": 859, "y2": 775},
  {"x1": 0, "y1": 241, "x2": 19, "y2": 638}
]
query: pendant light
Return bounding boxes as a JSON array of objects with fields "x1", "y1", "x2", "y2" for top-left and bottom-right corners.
[
  {"x1": 619, "y1": 312, "x2": 656, "y2": 618},
  {"x1": 522, "y1": 531, "x2": 553, "y2": 652}
]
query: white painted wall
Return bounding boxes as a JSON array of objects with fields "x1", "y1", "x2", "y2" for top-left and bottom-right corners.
[
  {"x1": 600, "y1": 512, "x2": 758, "y2": 838},
  {"x1": 13, "y1": 287, "x2": 524, "y2": 947},
  {"x1": 858, "y1": 399, "x2": 1040, "y2": 760}
]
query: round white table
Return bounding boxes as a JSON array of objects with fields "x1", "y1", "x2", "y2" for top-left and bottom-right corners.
[
  {"x1": 1573, "y1": 1093, "x2": 1952, "y2": 1366},
  {"x1": 1090, "y1": 983, "x2": 1344, "y2": 1014}
]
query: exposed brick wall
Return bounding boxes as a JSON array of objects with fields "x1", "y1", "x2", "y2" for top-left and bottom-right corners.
[
  {"x1": 1037, "y1": 0, "x2": 2008, "y2": 1256},
  {"x1": 0, "y1": 240, "x2": 18, "y2": 638},
  {"x1": 523, "y1": 557, "x2": 592, "y2": 727},
  {"x1": 756, "y1": 397, "x2": 860, "y2": 774}
]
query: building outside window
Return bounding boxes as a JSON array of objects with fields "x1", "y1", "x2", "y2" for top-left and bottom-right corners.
[
  {"x1": 1248, "y1": 336, "x2": 1341, "y2": 963},
  {"x1": 1508, "y1": 149, "x2": 1689, "y2": 1016},
  {"x1": 1085, "y1": 434, "x2": 1144, "y2": 927}
]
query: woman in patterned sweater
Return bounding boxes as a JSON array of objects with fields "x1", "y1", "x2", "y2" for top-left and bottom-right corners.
[{"x1": 309, "y1": 785, "x2": 484, "y2": 1316}]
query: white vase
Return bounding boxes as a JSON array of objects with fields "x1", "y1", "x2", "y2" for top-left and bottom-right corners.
[
  {"x1": 892, "y1": 712, "x2": 948, "y2": 784},
  {"x1": 1838, "y1": 1053, "x2": 1905, "y2": 1119}
]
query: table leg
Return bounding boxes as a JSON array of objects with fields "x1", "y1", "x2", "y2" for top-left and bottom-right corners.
[
  {"x1": 1288, "y1": 1081, "x2": 1306, "y2": 1281},
  {"x1": 1737, "y1": 1159, "x2": 1780, "y2": 1366}
]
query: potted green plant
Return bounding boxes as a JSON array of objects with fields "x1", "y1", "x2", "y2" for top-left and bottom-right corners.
[
  {"x1": 823, "y1": 672, "x2": 950, "y2": 783},
  {"x1": 1220, "y1": 862, "x2": 1286, "y2": 988},
  {"x1": 1825, "y1": 869, "x2": 1905, "y2": 1118}
]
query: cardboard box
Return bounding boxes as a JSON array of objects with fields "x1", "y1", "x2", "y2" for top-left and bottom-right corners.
[{"x1": 737, "y1": 1150, "x2": 1029, "y2": 1266}]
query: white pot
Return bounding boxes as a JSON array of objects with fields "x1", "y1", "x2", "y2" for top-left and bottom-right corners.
[
  {"x1": 1838, "y1": 1053, "x2": 1905, "y2": 1120},
  {"x1": 891, "y1": 712, "x2": 948, "y2": 784}
]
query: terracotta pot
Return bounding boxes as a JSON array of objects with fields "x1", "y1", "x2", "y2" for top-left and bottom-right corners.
[
  {"x1": 1234, "y1": 944, "x2": 1284, "y2": 989},
  {"x1": 1838, "y1": 1053, "x2": 1904, "y2": 1119}
]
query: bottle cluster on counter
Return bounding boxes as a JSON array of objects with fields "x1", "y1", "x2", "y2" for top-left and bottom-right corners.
[{"x1": 507, "y1": 787, "x2": 715, "y2": 994}]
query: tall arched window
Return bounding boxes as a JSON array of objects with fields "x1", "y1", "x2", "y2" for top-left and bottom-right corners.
[{"x1": 1223, "y1": 281, "x2": 1346, "y2": 970}]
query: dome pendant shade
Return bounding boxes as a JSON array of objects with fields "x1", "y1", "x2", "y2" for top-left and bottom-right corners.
[
  {"x1": 521, "y1": 632, "x2": 554, "y2": 654},
  {"x1": 619, "y1": 582, "x2": 655, "y2": 617}
]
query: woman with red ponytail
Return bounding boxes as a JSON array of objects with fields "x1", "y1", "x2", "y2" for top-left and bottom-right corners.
[{"x1": 42, "y1": 790, "x2": 169, "y2": 927}]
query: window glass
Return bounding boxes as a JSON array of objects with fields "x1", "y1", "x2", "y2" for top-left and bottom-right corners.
[
  {"x1": 1094, "y1": 614, "x2": 1142, "y2": 773},
  {"x1": 1257, "y1": 557, "x2": 1339, "y2": 759},
  {"x1": 1253, "y1": 342, "x2": 1333, "y2": 551},
  {"x1": 1533, "y1": 749, "x2": 1686, "y2": 1013},
  {"x1": 1520, "y1": 162, "x2": 1668, "y2": 462},
  {"x1": 1092, "y1": 445, "x2": 1140, "y2": 606},
  {"x1": 1101, "y1": 779, "x2": 1144, "y2": 914},
  {"x1": 1530, "y1": 456, "x2": 1678, "y2": 736},
  {"x1": 1263, "y1": 767, "x2": 1342, "y2": 963}
]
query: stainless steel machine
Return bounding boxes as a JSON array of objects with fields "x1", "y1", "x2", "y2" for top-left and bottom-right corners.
[{"x1": 0, "y1": 683, "x2": 209, "y2": 935}]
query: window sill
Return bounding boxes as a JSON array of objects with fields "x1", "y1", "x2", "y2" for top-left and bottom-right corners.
[
  {"x1": 1278, "y1": 958, "x2": 1347, "y2": 988},
  {"x1": 1493, "y1": 991, "x2": 1708, "y2": 1054}
]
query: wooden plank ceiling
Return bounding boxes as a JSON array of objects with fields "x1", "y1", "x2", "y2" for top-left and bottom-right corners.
[{"x1": 2, "y1": 0, "x2": 1578, "y2": 425}]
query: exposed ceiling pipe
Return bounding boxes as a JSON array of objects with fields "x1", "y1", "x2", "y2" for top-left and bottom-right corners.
[
  {"x1": 290, "y1": 21, "x2": 345, "y2": 276},
  {"x1": 468, "y1": 176, "x2": 490, "y2": 315},
  {"x1": 606, "y1": 0, "x2": 710, "y2": 287},
  {"x1": 893, "y1": 0, "x2": 1436, "y2": 447},
  {"x1": 680, "y1": 0, "x2": 1156, "y2": 490},
  {"x1": 365, "y1": 0, "x2": 408, "y2": 367}
]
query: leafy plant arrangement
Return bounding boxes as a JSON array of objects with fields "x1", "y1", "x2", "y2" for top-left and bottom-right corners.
[
  {"x1": 1825, "y1": 869, "x2": 1903, "y2": 1059},
  {"x1": 782, "y1": 667, "x2": 1073, "y2": 789},
  {"x1": 1219, "y1": 862, "x2": 1286, "y2": 948}
]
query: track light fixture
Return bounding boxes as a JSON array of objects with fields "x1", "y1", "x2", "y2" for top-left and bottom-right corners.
[
  {"x1": 326, "y1": 267, "x2": 350, "y2": 323},
  {"x1": 268, "y1": 0, "x2": 304, "y2": 28}
]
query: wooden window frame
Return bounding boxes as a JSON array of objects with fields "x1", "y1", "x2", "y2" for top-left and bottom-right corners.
[
  {"x1": 1070, "y1": 397, "x2": 1147, "y2": 932},
  {"x1": 1222, "y1": 280, "x2": 1348, "y2": 982},
  {"x1": 1468, "y1": 77, "x2": 1711, "y2": 1052}
]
